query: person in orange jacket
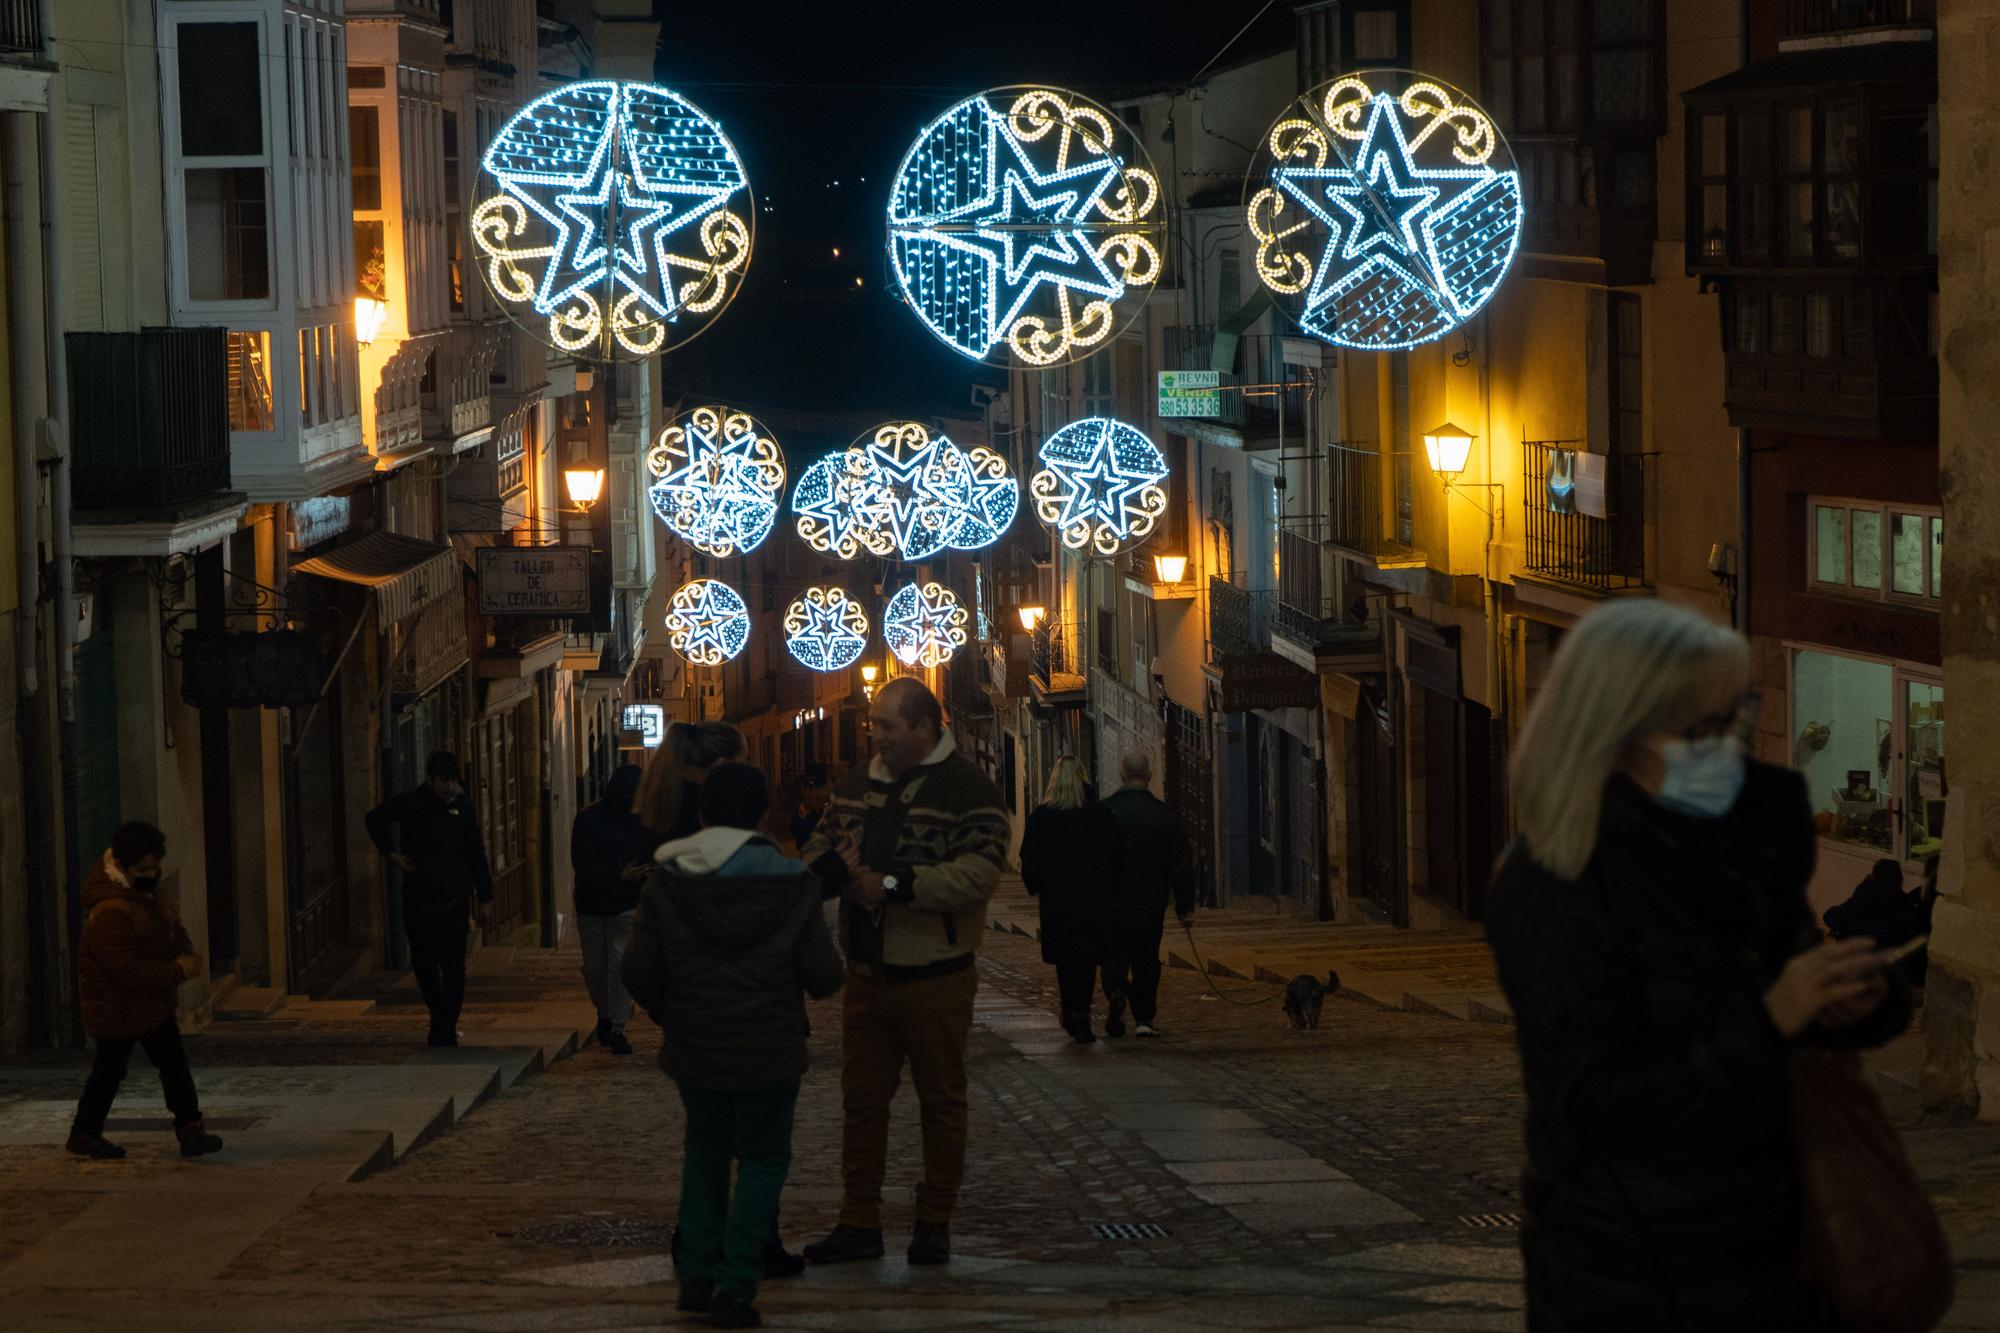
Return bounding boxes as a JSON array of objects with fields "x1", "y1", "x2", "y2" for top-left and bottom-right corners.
[{"x1": 65, "y1": 821, "x2": 224, "y2": 1160}]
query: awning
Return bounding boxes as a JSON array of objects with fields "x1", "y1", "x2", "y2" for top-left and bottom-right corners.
[{"x1": 293, "y1": 532, "x2": 460, "y2": 625}]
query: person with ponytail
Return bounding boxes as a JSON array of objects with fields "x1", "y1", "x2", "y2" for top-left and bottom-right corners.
[{"x1": 636, "y1": 721, "x2": 749, "y2": 850}]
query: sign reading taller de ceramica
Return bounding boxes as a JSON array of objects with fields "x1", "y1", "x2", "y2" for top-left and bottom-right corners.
[{"x1": 476, "y1": 546, "x2": 592, "y2": 615}]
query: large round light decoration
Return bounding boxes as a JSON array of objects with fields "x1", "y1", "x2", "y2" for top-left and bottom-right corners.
[
  {"x1": 783, "y1": 586, "x2": 870, "y2": 673},
  {"x1": 646, "y1": 406, "x2": 785, "y2": 557},
  {"x1": 792, "y1": 422, "x2": 1017, "y2": 561},
  {"x1": 887, "y1": 87, "x2": 1164, "y2": 369},
  {"x1": 882, "y1": 582, "x2": 969, "y2": 669},
  {"x1": 1031, "y1": 416, "x2": 1169, "y2": 557},
  {"x1": 473, "y1": 80, "x2": 753, "y2": 360},
  {"x1": 663, "y1": 578, "x2": 750, "y2": 666},
  {"x1": 1244, "y1": 72, "x2": 1521, "y2": 351}
]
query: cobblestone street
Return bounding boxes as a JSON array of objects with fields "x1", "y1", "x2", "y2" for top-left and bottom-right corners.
[{"x1": 3, "y1": 917, "x2": 1999, "y2": 1331}]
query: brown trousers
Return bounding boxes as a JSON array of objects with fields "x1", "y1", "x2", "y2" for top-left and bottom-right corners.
[{"x1": 838, "y1": 963, "x2": 978, "y2": 1229}]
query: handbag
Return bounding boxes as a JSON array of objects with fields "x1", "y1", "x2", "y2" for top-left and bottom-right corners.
[{"x1": 1792, "y1": 1047, "x2": 1953, "y2": 1332}]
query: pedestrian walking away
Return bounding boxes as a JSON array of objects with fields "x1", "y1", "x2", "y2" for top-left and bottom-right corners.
[
  {"x1": 800, "y1": 677, "x2": 1011, "y2": 1267},
  {"x1": 790, "y1": 762, "x2": 830, "y2": 852},
  {"x1": 1486, "y1": 598, "x2": 1914, "y2": 1331},
  {"x1": 570, "y1": 763, "x2": 651, "y2": 1055},
  {"x1": 1018, "y1": 756, "x2": 1120, "y2": 1044},
  {"x1": 623, "y1": 763, "x2": 845, "y2": 1329},
  {"x1": 365, "y1": 751, "x2": 493, "y2": 1047},
  {"x1": 1100, "y1": 751, "x2": 1195, "y2": 1039},
  {"x1": 636, "y1": 719, "x2": 749, "y2": 851},
  {"x1": 67, "y1": 821, "x2": 225, "y2": 1161}
]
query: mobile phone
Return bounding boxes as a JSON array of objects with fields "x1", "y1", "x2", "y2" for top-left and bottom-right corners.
[{"x1": 1876, "y1": 934, "x2": 1929, "y2": 968}]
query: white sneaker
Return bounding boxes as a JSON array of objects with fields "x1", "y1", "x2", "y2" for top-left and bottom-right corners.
[{"x1": 1134, "y1": 1024, "x2": 1160, "y2": 1038}]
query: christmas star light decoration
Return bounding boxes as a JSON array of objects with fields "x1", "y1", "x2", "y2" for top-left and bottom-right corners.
[
  {"x1": 888, "y1": 87, "x2": 1165, "y2": 368},
  {"x1": 1245, "y1": 72, "x2": 1521, "y2": 351},
  {"x1": 646, "y1": 406, "x2": 786, "y2": 557},
  {"x1": 472, "y1": 80, "x2": 753, "y2": 360},
  {"x1": 1030, "y1": 416, "x2": 1169, "y2": 557},
  {"x1": 882, "y1": 581, "x2": 969, "y2": 669},
  {"x1": 664, "y1": 578, "x2": 750, "y2": 666},
  {"x1": 783, "y1": 586, "x2": 870, "y2": 673},
  {"x1": 791, "y1": 422, "x2": 1017, "y2": 561}
]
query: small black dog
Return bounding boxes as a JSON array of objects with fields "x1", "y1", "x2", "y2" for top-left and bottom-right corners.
[{"x1": 1282, "y1": 971, "x2": 1340, "y2": 1030}]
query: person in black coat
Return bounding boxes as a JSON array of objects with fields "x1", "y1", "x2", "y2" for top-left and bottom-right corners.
[
  {"x1": 1100, "y1": 750, "x2": 1195, "y2": 1038},
  {"x1": 1019, "y1": 757, "x2": 1122, "y2": 1044},
  {"x1": 365, "y1": 751, "x2": 494, "y2": 1047},
  {"x1": 1487, "y1": 599, "x2": 1910, "y2": 1332},
  {"x1": 570, "y1": 764, "x2": 651, "y2": 1055}
]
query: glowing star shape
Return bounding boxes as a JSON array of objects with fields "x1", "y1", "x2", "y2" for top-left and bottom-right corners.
[
  {"x1": 888, "y1": 87, "x2": 1165, "y2": 369},
  {"x1": 1030, "y1": 416, "x2": 1169, "y2": 557},
  {"x1": 472, "y1": 80, "x2": 753, "y2": 361},
  {"x1": 791, "y1": 422, "x2": 1017, "y2": 561},
  {"x1": 783, "y1": 586, "x2": 870, "y2": 673},
  {"x1": 664, "y1": 578, "x2": 750, "y2": 666},
  {"x1": 1244, "y1": 72, "x2": 1522, "y2": 351},
  {"x1": 646, "y1": 406, "x2": 786, "y2": 557},
  {"x1": 882, "y1": 581, "x2": 969, "y2": 669}
]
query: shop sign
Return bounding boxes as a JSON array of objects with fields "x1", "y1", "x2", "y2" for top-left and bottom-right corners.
[
  {"x1": 476, "y1": 546, "x2": 591, "y2": 615},
  {"x1": 1320, "y1": 672, "x2": 1362, "y2": 720},
  {"x1": 622, "y1": 703, "x2": 665, "y2": 749},
  {"x1": 290, "y1": 495, "x2": 352, "y2": 550},
  {"x1": 1158, "y1": 369, "x2": 1221, "y2": 418},
  {"x1": 1213, "y1": 651, "x2": 1318, "y2": 713},
  {"x1": 179, "y1": 629, "x2": 325, "y2": 710}
]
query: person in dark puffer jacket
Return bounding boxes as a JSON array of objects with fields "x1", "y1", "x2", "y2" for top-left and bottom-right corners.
[
  {"x1": 67, "y1": 821, "x2": 224, "y2": 1160},
  {"x1": 623, "y1": 763, "x2": 844, "y2": 1330},
  {"x1": 569, "y1": 764, "x2": 651, "y2": 1055}
]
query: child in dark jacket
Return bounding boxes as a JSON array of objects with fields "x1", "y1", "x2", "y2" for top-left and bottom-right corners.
[{"x1": 623, "y1": 763, "x2": 844, "y2": 1329}]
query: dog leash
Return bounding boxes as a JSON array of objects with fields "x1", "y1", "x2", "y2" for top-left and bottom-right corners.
[{"x1": 1178, "y1": 918, "x2": 1279, "y2": 1007}]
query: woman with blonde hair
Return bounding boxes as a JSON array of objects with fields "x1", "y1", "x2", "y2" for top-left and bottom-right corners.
[
  {"x1": 1488, "y1": 598, "x2": 1910, "y2": 1329},
  {"x1": 635, "y1": 720, "x2": 748, "y2": 850},
  {"x1": 1018, "y1": 755, "x2": 1121, "y2": 1043}
]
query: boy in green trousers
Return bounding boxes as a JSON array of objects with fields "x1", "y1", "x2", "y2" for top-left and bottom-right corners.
[{"x1": 624, "y1": 763, "x2": 844, "y2": 1329}]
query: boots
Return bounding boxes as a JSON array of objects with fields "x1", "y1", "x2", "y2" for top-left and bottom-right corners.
[
  {"x1": 176, "y1": 1118, "x2": 224, "y2": 1157},
  {"x1": 64, "y1": 1133, "x2": 126, "y2": 1160},
  {"x1": 1063, "y1": 1010, "x2": 1096, "y2": 1045}
]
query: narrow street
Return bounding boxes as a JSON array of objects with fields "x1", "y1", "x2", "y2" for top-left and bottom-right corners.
[{"x1": 3, "y1": 906, "x2": 1997, "y2": 1332}]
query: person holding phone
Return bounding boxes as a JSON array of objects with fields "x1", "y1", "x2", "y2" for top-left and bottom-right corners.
[
  {"x1": 570, "y1": 763, "x2": 652, "y2": 1055},
  {"x1": 1487, "y1": 600, "x2": 1911, "y2": 1331}
]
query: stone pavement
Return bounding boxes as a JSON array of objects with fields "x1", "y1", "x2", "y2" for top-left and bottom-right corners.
[{"x1": 1, "y1": 897, "x2": 1997, "y2": 1330}]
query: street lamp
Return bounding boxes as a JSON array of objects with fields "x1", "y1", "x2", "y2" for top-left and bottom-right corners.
[
  {"x1": 563, "y1": 467, "x2": 607, "y2": 511},
  {"x1": 1018, "y1": 604, "x2": 1047, "y2": 633},
  {"x1": 1152, "y1": 553, "x2": 1187, "y2": 585},
  {"x1": 1422, "y1": 422, "x2": 1474, "y2": 481},
  {"x1": 354, "y1": 295, "x2": 389, "y2": 347}
]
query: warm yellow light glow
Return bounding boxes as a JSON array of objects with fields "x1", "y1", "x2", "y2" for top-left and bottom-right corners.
[
  {"x1": 1153, "y1": 553, "x2": 1187, "y2": 584},
  {"x1": 1423, "y1": 423, "x2": 1475, "y2": 480},
  {"x1": 1018, "y1": 605, "x2": 1047, "y2": 633},
  {"x1": 832, "y1": 246, "x2": 841, "y2": 258},
  {"x1": 354, "y1": 296, "x2": 389, "y2": 347},
  {"x1": 860, "y1": 663, "x2": 879, "y2": 684},
  {"x1": 564, "y1": 467, "x2": 607, "y2": 507}
]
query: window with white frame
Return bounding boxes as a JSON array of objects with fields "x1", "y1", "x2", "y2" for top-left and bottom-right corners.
[
  {"x1": 176, "y1": 20, "x2": 271, "y2": 302},
  {"x1": 1808, "y1": 498, "x2": 1941, "y2": 605}
]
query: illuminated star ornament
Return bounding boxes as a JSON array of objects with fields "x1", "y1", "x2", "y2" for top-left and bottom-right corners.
[
  {"x1": 646, "y1": 406, "x2": 786, "y2": 557},
  {"x1": 888, "y1": 87, "x2": 1165, "y2": 368},
  {"x1": 664, "y1": 578, "x2": 750, "y2": 666},
  {"x1": 791, "y1": 422, "x2": 1017, "y2": 561},
  {"x1": 472, "y1": 80, "x2": 753, "y2": 360},
  {"x1": 1030, "y1": 416, "x2": 1169, "y2": 557},
  {"x1": 784, "y1": 586, "x2": 870, "y2": 673},
  {"x1": 882, "y1": 582, "x2": 969, "y2": 669},
  {"x1": 1245, "y1": 72, "x2": 1522, "y2": 351}
]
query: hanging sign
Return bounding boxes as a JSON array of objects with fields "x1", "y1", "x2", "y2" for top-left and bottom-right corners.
[
  {"x1": 1158, "y1": 370, "x2": 1221, "y2": 418},
  {"x1": 476, "y1": 546, "x2": 592, "y2": 615}
]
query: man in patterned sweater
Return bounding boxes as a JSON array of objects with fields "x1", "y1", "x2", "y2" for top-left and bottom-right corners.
[{"x1": 799, "y1": 677, "x2": 1010, "y2": 1269}]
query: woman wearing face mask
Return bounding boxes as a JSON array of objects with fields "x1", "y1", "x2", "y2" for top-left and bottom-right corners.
[{"x1": 1487, "y1": 599, "x2": 1910, "y2": 1331}]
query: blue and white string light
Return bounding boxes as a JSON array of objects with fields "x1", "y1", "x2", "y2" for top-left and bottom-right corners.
[
  {"x1": 1030, "y1": 416, "x2": 1170, "y2": 557},
  {"x1": 887, "y1": 87, "x2": 1165, "y2": 368},
  {"x1": 792, "y1": 422, "x2": 1017, "y2": 561},
  {"x1": 473, "y1": 80, "x2": 753, "y2": 359},
  {"x1": 646, "y1": 406, "x2": 786, "y2": 557},
  {"x1": 664, "y1": 577, "x2": 751, "y2": 665},
  {"x1": 882, "y1": 581, "x2": 969, "y2": 668},
  {"x1": 1245, "y1": 73, "x2": 1521, "y2": 351},
  {"x1": 783, "y1": 586, "x2": 870, "y2": 672}
]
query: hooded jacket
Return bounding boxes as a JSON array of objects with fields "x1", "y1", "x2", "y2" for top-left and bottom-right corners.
[
  {"x1": 79, "y1": 852, "x2": 195, "y2": 1039},
  {"x1": 621, "y1": 829, "x2": 845, "y2": 1091},
  {"x1": 570, "y1": 766, "x2": 651, "y2": 916}
]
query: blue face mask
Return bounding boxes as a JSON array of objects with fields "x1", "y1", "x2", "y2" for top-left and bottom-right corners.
[{"x1": 1656, "y1": 736, "x2": 1747, "y2": 818}]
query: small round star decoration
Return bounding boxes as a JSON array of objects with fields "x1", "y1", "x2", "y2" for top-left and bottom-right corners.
[
  {"x1": 1030, "y1": 416, "x2": 1170, "y2": 556},
  {"x1": 783, "y1": 586, "x2": 870, "y2": 673},
  {"x1": 882, "y1": 581, "x2": 969, "y2": 669},
  {"x1": 663, "y1": 578, "x2": 750, "y2": 666},
  {"x1": 646, "y1": 406, "x2": 786, "y2": 557}
]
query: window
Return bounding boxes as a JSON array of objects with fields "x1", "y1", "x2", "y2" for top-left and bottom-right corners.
[
  {"x1": 1352, "y1": 10, "x2": 1400, "y2": 60},
  {"x1": 1391, "y1": 351, "x2": 1413, "y2": 546},
  {"x1": 177, "y1": 23, "x2": 262, "y2": 157},
  {"x1": 1608, "y1": 293, "x2": 1642, "y2": 456},
  {"x1": 444, "y1": 110, "x2": 463, "y2": 313},
  {"x1": 1082, "y1": 351, "x2": 1114, "y2": 419},
  {"x1": 185, "y1": 169, "x2": 270, "y2": 301},
  {"x1": 349, "y1": 105, "x2": 381, "y2": 210},
  {"x1": 1216, "y1": 246, "x2": 1241, "y2": 322},
  {"x1": 1809, "y1": 498, "x2": 1941, "y2": 604},
  {"x1": 1805, "y1": 291, "x2": 1834, "y2": 357},
  {"x1": 226, "y1": 330, "x2": 275, "y2": 432},
  {"x1": 1483, "y1": 0, "x2": 1656, "y2": 134},
  {"x1": 1791, "y1": 648, "x2": 1944, "y2": 864}
]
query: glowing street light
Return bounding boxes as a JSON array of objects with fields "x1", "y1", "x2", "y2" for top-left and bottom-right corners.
[
  {"x1": 354, "y1": 295, "x2": 389, "y2": 347},
  {"x1": 1018, "y1": 604, "x2": 1047, "y2": 633},
  {"x1": 1153, "y1": 553, "x2": 1187, "y2": 585},
  {"x1": 563, "y1": 467, "x2": 607, "y2": 509},
  {"x1": 1422, "y1": 422, "x2": 1475, "y2": 481}
]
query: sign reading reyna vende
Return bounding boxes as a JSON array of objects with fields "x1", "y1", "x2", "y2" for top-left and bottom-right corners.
[
  {"x1": 1158, "y1": 369, "x2": 1221, "y2": 418},
  {"x1": 476, "y1": 546, "x2": 592, "y2": 615}
]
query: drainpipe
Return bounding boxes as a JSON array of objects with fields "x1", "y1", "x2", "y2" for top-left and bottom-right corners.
[{"x1": 1734, "y1": 0, "x2": 1752, "y2": 641}]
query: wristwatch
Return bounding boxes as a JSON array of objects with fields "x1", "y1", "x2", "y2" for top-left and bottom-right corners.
[{"x1": 880, "y1": 874, "x2": 900, "y2": 896}]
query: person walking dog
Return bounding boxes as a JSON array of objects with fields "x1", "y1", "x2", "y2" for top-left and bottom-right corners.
[
  {"x1": 623, "y1": 763, "x2": 844, "y2": 1329},
  {"x1": 799, "y1": 677, "x2": 1010, "y2": 1268},
  {"x1": 67, "y1": 822, "x2": 224, "y2": 1160}
]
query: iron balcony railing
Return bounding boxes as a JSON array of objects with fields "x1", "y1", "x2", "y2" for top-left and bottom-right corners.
[
  {"x1": 1522, "y1": 441, "x2": 1652, "y2": 592},
  {"x1": 1274, "y1": 521, "x2": 1383, "y2": 654},
  {"x1": 1324, "y1": 443, "x2": 1385, "y2": 555},
  {"x1": 1030, "y1": 620, "x2": 1086, "y2": 696},
  {"x1": 1161, "y1": 325, "x2": 1310, "y2": 434},
  {"x1": 1785, "y1": 0, "x2": 1934, "y2": 36},
  {"x1": 67, "y1": 328, "x2": 232, "y2": 510},
  {"x1": 1208, "y1": 574, "x2": 1274, "y2": 659},
  {"x1": 0, "y1": 0, "x2": 41, "y2": 54}
]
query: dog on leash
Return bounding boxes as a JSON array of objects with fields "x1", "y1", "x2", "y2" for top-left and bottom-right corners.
[{"x1": 1283, "y1": 971, "x2": 1340, "y2": 1029}]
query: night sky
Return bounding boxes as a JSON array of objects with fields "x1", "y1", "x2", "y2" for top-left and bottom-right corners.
[{"x1": 649, "y1": 1, "x2": 1292, "y2": 453}]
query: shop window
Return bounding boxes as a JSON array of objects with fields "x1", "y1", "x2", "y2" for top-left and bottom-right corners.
[
  {"x1": 1792, "y1": 649, "x2": 1894, "y2": 854},
  {"x1": 1905, "y1": 680, "x2": 1945, "y2": 862},
  {"x1": 1809, "y1": 498, "x2": 1941, "y2": 605}
]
